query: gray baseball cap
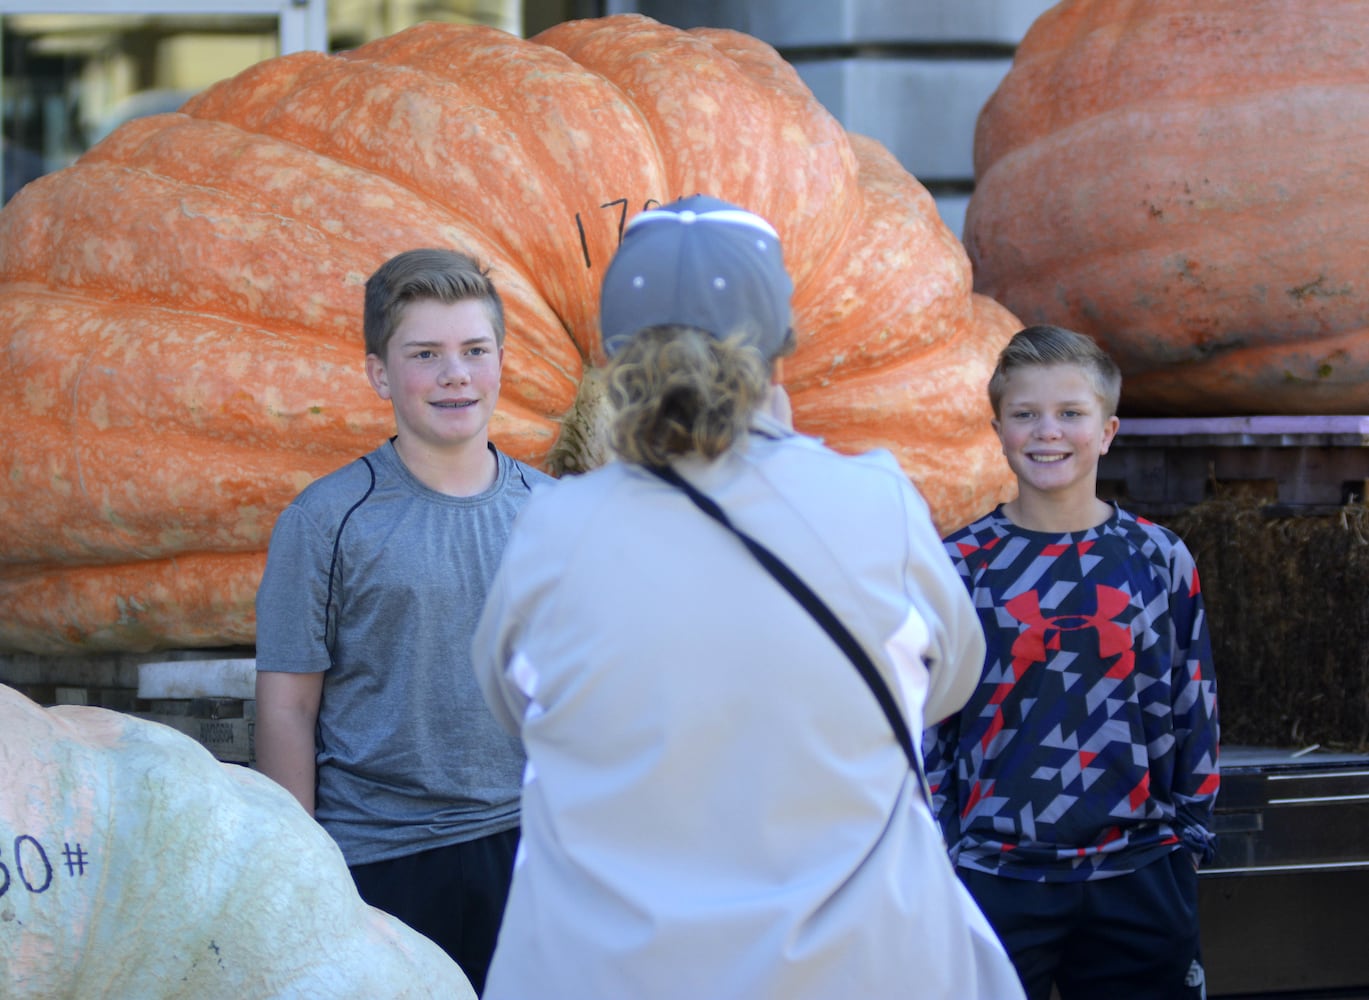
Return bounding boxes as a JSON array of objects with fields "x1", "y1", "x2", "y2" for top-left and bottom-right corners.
[{"x1": 598, "y1": 195, "x2": 794, "y2": 360}]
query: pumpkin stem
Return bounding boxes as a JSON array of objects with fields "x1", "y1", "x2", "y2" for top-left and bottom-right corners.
[{"x1": 546, "y1": 366, "x2": 614, "y2": 477}]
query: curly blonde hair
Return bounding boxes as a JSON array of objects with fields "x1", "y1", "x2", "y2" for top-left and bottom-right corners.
[{"x1": 606, "y1": 326, "x2": 780, "y2": 467}]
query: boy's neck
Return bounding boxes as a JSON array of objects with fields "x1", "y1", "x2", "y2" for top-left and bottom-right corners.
[
  {"x1": 1003, "y1": 491, "x2": 1114, "y2": 534},
  {"x1": 392, "y1": 434, "x2": 498, "y2": 497}
]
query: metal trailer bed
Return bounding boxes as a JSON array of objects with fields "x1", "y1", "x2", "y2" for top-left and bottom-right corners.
[
  {"x1": 1099, "y1": 417, "x2": 1369, "y2": 997},
  {"x1": 1202, "y1": 746, "x2": 1369, "y2": 997}
]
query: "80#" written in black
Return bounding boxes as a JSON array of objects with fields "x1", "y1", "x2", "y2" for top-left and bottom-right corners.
[{"x1": 0, "y1": 834, "x2": 90, "y2": 897}]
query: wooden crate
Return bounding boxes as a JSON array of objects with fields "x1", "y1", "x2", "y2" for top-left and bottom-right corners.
[
  {"x1": 0, "y1": 651, "x2": 259, "y2": 766},
  {"x1": 134, "y1": 698, "x2": 256, "y2": 766}
]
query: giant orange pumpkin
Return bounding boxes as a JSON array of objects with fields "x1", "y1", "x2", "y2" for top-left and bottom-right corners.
[
  {"x1": 0, "y1": 15, "x2": 1017, "y2": 654},
  {"x1": 965, "y1": 0, "x2": 1369, "y2": 416}
]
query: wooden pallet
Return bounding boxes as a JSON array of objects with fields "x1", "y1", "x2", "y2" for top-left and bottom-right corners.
[{"x1": 0, "y1": 652, "x2": 259, "y2": 766}]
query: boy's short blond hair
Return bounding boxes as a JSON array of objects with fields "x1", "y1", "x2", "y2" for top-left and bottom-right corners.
[
  {"x1": 988, "y1": 324, "x2": 1122, "y2": 418},
  {"x1": 362, "y1": 248, "x2": 505, "y2": 359}
]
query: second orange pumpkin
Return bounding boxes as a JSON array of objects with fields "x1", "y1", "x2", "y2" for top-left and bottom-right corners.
[{"x1": 966, "y1": 0, "x2": 1369, "y2": 416}]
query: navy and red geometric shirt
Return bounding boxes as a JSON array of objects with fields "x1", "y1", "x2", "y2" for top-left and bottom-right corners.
[{"x1": 925, "y1": 504, "x2": 1220, "y2": 882}]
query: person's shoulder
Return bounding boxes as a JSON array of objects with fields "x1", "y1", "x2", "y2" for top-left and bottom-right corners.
[
  {"x1": 525, "y1": 459, "x2": 629, "y2": 507},
  {"x1": 495, "y1": 453, "x2": 561, "y2": 519},
  {"x1": 1102, "y1": 505, "x2": 1201, "y2": 586},
  {"x1": 768, "y1": 435, "x2": 912, "y2": 491},
  {"x1": 942, "y1": 506, "x2": 1007, "y2": 555},
  {"x1": 288, "y1": 450, "x2": 384, "y2": 514},
  {"x1": 501, "y1": 452, "x2": 557, "y2": 492},
  {"x1": 501, "y1": 462, "x2": 630, "y2": 550},
  {"x1": 760, "y1": 438, "x2": 933, "y2": 526},
  {"x1": 1108, "y1": 503, "x2": 1190, "y2": 553},
  {"x1": 265, "y1": 450, "x2": 385, "y2": 551},
  {"x1": 847, "y1": 445, "x2": 916, "y2": 484},
  {"x1": 801, "y1": 436, "x2": 903, "y2": 476}
]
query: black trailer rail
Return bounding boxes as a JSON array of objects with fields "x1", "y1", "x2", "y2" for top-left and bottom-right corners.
[
  {"x1": 1202, "y1": 746, "x2": 1369, "y2": 997},
  {"x1": 1100, "y1": 416, "x2": 1369, "y2": 997}
]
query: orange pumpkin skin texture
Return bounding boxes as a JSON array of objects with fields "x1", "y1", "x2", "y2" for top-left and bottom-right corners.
[
  {"x1": 965, "y1": 0, "x2": 1369, "y2": 416},
  {"x1": 0, "y1": 15, "x2": 1015, "y2": 654}
]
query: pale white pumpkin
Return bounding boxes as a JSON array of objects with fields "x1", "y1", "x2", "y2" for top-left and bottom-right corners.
[{"x1": 0, "y1": 683, "x2": 475, "y2": 999}]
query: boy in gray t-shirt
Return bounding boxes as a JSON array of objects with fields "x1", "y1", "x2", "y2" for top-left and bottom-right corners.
[{"x1": 255, "y1": 248, "x2": 551, "y2": 995}]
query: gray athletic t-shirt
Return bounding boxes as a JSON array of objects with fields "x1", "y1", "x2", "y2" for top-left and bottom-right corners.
[{"x1": 255, "y1": 440, "x2": 552, "y2": 865}]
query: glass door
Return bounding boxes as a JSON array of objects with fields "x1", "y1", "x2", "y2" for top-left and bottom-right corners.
[{"x1": 0, "y1": 1, "x2": 522, "y2": 203}]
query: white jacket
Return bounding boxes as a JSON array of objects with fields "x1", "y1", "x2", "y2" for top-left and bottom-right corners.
[{"x1": 472, "y1": 417, "x2": 1024, "y2": 1000}]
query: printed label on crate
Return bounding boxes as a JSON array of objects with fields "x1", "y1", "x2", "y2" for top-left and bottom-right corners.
[{"x1": 135, "y1": 713, "x2": 255, "y2": 764}]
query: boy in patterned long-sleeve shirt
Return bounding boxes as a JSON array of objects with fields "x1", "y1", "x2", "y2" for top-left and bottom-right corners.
[{"x1": 924, "y1": 324, "x2": 1220, "y2": 1000}]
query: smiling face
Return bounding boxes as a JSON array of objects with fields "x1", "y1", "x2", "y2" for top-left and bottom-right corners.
[
  {"x1": 365, "y1": 297, "x2": 504, "y2": 457},
  {"x1": 993, "y1": 362, "x2": 1120, "y2": 512}
]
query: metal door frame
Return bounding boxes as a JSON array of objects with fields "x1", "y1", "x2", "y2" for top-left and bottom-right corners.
[{"x1": 0, "y1": 1, "x2": 327, "y2": 54}]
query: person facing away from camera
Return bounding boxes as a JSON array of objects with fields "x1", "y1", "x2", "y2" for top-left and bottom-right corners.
[
  {"x1": 925, "y1": 323, "x2": 1221, "y2": 1000},
  {"x1": 470, "y1": 195, "x2": 1025, "y2": 1000},
  {"x1": 254, "y1": 247, "x2": 553, "y2": 995}
]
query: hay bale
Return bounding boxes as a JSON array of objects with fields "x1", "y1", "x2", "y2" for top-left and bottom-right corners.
[{"x1": 1165, "y1": 496, "x2": 1369, "y2": 752}]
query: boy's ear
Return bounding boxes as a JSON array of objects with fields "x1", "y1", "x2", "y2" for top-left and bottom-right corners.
[
  {"x1": 1100, "y1": 414, "x2": 1121, "y2": 453},
  {"x1": 365, "y1": 352, "x2": 392, "y2": 400}
]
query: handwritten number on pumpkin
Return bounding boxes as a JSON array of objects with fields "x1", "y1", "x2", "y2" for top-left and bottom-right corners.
[
  {"x1": 15, "y1": 835, "x2": 53, "y2": 893},
  {"x1": 576, "y1": 212, "x2": 591, "y2": 269},
  {"x1": 602, "y1": 198, "x2": 630, "y2": 247},
  {"x1": 575, "y1": 199, "x2": 671, "y2": 269},
  {"x1": 0, "y1": 835, "x2": 82, "y2": 897}
]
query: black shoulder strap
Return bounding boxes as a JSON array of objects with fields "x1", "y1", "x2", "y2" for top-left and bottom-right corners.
[
  {"x1": 646, "y1": 464, "x2": 927, "y2": 784},
  {"x1": 324, "y1": 454, "x2": 377, "y2": 668}
]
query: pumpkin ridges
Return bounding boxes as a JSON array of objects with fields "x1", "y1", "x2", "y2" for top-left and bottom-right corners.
[
  {"x1": 1122, "y1": 325, "x2": 1369, "y2": 417},
  {"x1": 0, "y1": 553, "x2": 263, "y2": 653},
  {"x1": 533, "y1": 16, "x2": 858, "y2": 299},
  {"x1": 1, "y1": 289, "x2": 390, "y2": 441},
  {"x1": 0, "y1": 291, "x2": 561, "y2": 564},
  {"x1": 974, "y1": 0, "x2": 1369, "y2": 173},
  {"x1": 184, "y1": 50, "x2": 570, "y2": 267},
  {"x1": 536, "y1": 19, "x2": 1010, "y2": 520},
  {"x1": 0, "y1": 411, "x2": 555, "y2": 570},
  {"x1": 0, "y1": 160, "x2": 386, "y2": 336},
  {"x1": 969, "y1": 86, "x2": 1369, "y2": 376},
  {"x1": 1, "y1": 431, "x2": 341, "y2": 563},
  {"x1": 971, "y1": 233, "x2": 1364, "y2": 380},
  {"x1": 0, "y1": 130, "x2": 583, "y2": 418},
  {"x1": 968, "y1": 0, "x2": 1369, "y2": 414},
  {"x1": 794, "y1": 295, "x2": 1018, "y2": 535},
  {"x1": 178, "y1": 48, "x2": 328, "y2": 126},
  {"x1": 0, "y1": 292, "x2": 560, "y2": 567},
  {"x1": 85, "y1": 112, "x2": 507, "y2": 272},
  {"x1": 681, "y1": 24, "x2": 862, "y2": 281},
  {"x1": 342, "y1": 24, "x2": 675, "y2": 360},
  {"x1": 0, "y1": 251, "x2": 573, "y2": 438},
  {"x1": 0, "y1": 176, "x2": 58, "y2": 284},
  {"x1": 788, "y1": 135, "x2": 977, "y2": 389},
  {"x1": 188, "y1": 27, "x2": 664, "y2": 362},
  {"x1": 116, "y1": 112, "x2": 586, "y2": 411}
]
